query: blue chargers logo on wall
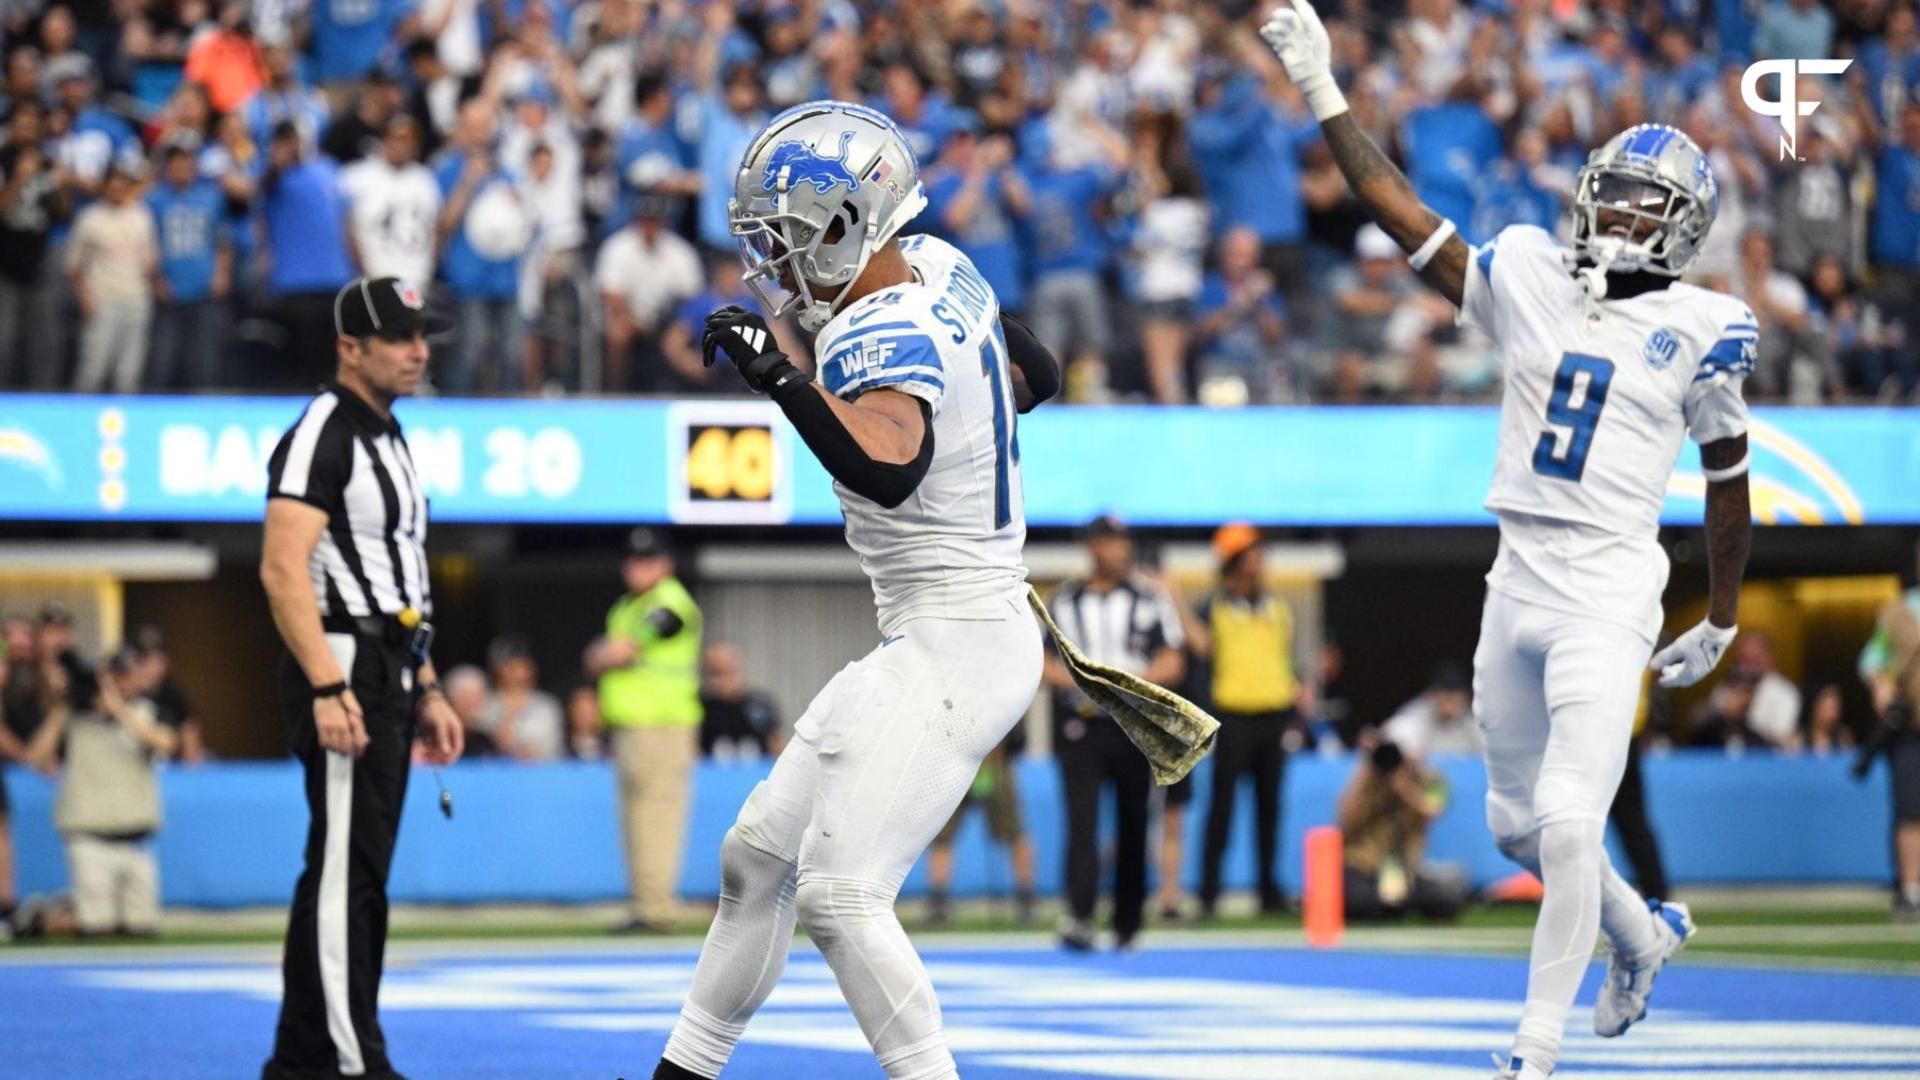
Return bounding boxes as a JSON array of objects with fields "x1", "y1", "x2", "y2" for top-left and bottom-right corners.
[
  {"x1": 763, "y1": 132, "x2": 861, "y2": 195},
  {"x1": 1644, "y1": 328, "x2": 1679, "y2": 370}
]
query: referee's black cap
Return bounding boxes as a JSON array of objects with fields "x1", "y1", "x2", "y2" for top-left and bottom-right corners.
[
  {"x1": 1083, "y1": 513, "x2": 1130, "y2": 541},
  {"x1": 334, "y1": 276, "x2": 451, "y2": 340}
]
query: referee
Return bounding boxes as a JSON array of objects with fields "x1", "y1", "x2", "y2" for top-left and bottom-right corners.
[
  {"x1": 259, "y1": 275, "x2": 463, "y2": 1080},
  {"x1": 1045, "y1": 515, "x2": 1187, "y2": 951}
]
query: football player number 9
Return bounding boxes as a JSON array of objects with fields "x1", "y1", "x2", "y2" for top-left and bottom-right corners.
[
  {"x1": 686, "y1": 424, "x2": 775, "y2": 502},
  {"x1": 1532, "y1": 352, "x2": 1615, "y2": 484}
]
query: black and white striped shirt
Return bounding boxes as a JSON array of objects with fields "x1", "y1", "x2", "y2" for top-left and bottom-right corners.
[
  {"x1": 266, "y1": 384, "x2": 432, "y2": 620},
  {"x1": 1048, "y1": 576, "x2": 1186, "y2": 678}
]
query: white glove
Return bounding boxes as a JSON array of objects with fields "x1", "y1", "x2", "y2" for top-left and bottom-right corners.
[
  {"x1": 1649, "y1": 619, "x2": 1737, "y2": 688},
  {"x1": 1261, "y1": 0, "x2": 1348, "y2": 122}
]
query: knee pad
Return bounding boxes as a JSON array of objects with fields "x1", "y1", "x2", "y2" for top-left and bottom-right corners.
[
  {"x1": 793, "y1": 877, "x2": 841, "y2": 942},
  {"x1": 1531, "y1": 770, "x2": 1600, "y2": 830},
  {"x1": 794, "y1": 876, "x2": 890, "y2": 944},
  {"x1": 1495, "y1": 830, "x2": 1541, "y2": 873},
  {"x1": 1485, "y1": 793, "x2": 1540, "y2": 870},
  {"x1": 719, "y1": 826, "x2": 795, "y2": 904},
  {"x1": 1536, "y1": 819, "x2": 1601, "y2": 867},
  {"x1": 732, "y1": 781, "x2": 803, "y2": 864}
]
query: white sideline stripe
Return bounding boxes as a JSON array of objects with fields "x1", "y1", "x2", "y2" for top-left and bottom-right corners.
[
  {"x1": 978, "y1": 1054, "x2": 1493, "y2": 1079},
  {"x1": 278, "y1": 393, "x2": 340, "y2": 498},
  {"x1": 319, "y1": 632, "x2": 364, "y2": 1076},
  {"x1": 980, "y1": 1057, "x2": 1920, "y2": 1080}
]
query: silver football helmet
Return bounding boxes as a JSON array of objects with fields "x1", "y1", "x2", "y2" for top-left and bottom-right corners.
[
  {"x1": 729, "y1": 100, "x2": 928, "y2": 332},
  {"x1": 1571, "y1": 123, "x2": 1719, "y2": 278}
]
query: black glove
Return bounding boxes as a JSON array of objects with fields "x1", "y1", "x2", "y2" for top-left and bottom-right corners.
[{"x1": 703, "y1": 306, "x2": 805, "y2": 394}]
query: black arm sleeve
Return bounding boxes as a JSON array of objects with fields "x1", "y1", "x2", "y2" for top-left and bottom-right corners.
[
  {"x1": 1000, "y1": 311, "x2": 1059, "y2": 412},
  {"x1": 771, "y1": 375, "x2": 934, "y2": 509},
  {"x1": 644, "y1": 608, "x2": 686, "y2": 638}
]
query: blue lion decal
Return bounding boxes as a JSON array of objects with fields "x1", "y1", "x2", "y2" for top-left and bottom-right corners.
[{"x1": 763, "y1": 131, "x2": 861, "y2": 195}]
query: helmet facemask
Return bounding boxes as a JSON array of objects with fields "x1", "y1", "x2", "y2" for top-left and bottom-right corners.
[
  {"x1": 731, "y1": 195, "x2": 880, "y2": 333},
  {"x1": 1572, "y1": 168, "x2": 1702, "y2": 276}
]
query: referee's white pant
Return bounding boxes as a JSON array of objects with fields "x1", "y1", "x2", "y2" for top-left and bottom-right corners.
[{"x1": 265, "y1": 630, "x2": 416, "y2": 1080}]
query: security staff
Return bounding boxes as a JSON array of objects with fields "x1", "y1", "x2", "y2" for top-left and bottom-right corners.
[
  {"x1": 259, "y1": 275, "x2": 463, "y2": 1080},
  {"x1": 1044, "y1": 515, "x2": 1187, "y2": 951},
  {"x1": 585, "y1": 527, "x2": 703, "y2": 933},
  {"x1": 1191, "y1": 523, "x2": 1304, "y2": 918}
]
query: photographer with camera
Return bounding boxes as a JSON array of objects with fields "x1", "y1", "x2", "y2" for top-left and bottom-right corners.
[
  {"x1": 1855, "y1": 550, "x2": 1920, "y2": 921},
  {"x1": 24, "y1": 647, "x2": 175, "y2": 936},
  {"x1": 1336, "y1": 731, "x2": 1467, "y2": 922}
]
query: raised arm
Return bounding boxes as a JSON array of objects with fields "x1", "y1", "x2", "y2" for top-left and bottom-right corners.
[{"x1": 1259, "y1": 0, "x2": 1468, "y2": 306}]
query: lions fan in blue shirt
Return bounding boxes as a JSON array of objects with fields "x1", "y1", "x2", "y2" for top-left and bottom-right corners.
[
  {"x1": 146, "y1": 143, "x2": 232, "y2": 389},
  {"x1": 1262, "y1": 3, "x2": 1755, "y2": 1078},
  {"x1": 649, "y1": 100, "x2": 1060, "y2": 1080}
]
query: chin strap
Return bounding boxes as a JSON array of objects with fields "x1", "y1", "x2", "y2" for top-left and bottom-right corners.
[
  {"x1": 1577, "y1": 239, "x2": 1625, "y2": 301},
  {"x1": 800, "y1": 204, "x2": 920, "y2": 332}
]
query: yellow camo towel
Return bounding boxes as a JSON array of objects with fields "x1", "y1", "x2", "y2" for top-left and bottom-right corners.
[{"x1": 1028, "y1": 586, "x2": 1220, "y2": 785}]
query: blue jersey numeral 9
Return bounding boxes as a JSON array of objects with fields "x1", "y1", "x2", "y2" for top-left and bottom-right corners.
[{"x1": 1531, "y1": 352, "x2": 1614, "y2": 482}]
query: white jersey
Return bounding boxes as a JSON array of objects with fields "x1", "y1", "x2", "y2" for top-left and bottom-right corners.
[
  {"x1": 812, "y1": 233, "x2": 1028, "y2": 634},
  {"x1": 1461, "y1": 225, "x2": 1753, "y2": 640},
  {"x1": 339, "y1": 158, "x2": 442, "y2": 290}
]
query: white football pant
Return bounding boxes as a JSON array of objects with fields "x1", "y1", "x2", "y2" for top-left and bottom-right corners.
[{"x1": 665, "y1": 590, "x2": 1042, "y2": 1080}]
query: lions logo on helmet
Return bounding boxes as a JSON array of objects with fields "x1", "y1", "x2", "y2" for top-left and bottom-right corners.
[
  {"x1": 762, "y1": 131, "x2": 862, "y2": 195},
  {"x1": 729, "y1": 101, "x2": 929, "y2": 332}
]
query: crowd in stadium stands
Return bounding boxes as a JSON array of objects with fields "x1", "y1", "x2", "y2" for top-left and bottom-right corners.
[{"x1": 4, "y1": 0, "x2": 1920, "y2": 401}]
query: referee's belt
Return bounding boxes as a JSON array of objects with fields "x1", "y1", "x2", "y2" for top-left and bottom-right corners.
[{"x1": 323, "y1": 608, "x2": 435, "y2": 664}]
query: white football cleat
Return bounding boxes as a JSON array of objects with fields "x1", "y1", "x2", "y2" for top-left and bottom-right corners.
[{"x1": 1595, "y1": 899, "x2": 1695, "y2": 1037}]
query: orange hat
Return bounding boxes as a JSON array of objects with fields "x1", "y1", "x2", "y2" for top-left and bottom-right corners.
[{"x1": 1212, "y1": 522, "x2": 1260, "y2": 565}]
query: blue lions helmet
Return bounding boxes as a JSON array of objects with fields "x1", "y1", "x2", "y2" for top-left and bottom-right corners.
[
  {"x1": 1572, "y1": 123, "x2": 1719, "y2": 278},
  {"x1": 729, "y1": 100, "x2": 929, "y2": 332}
]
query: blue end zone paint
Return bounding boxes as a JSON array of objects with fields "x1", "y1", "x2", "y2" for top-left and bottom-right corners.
[{"x1": 2, "y1": 943, "x2": 1915, "y2": 1079}]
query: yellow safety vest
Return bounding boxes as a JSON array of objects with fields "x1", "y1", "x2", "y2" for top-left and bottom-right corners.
[
  {"x1": 1209, "y1": 591, "x2": 1298, "y2": 714},
  {"x1": 599, "y1": 577, "x2": 704, "y2": 728}
]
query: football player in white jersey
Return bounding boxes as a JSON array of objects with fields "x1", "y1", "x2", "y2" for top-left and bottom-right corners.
[
  {"x1": 1261, "y1": 5, "x2": 1752, "y2": 1077},
  {"x1": 650, "y1": 101, "x2": 1060, "y2": 1080}
]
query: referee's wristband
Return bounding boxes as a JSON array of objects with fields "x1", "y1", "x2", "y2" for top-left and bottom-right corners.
[{"x1": 312, "y1": 681, "x2": 349, "y2": 699}]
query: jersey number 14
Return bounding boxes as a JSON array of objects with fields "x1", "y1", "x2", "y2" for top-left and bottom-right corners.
[
  {"x1": 1532, "y1": 353, "x2": 1615, "y2": 483},
  {"x1": 979, "y1": 321, "x2": 1018, "y2": 529}
]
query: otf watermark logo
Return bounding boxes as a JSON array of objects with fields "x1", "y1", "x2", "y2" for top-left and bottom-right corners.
[{"x1": 1742, "y1": 59, "x2": 1853, "y2": 161}]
